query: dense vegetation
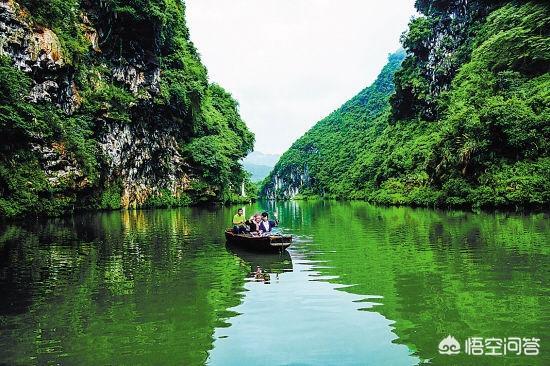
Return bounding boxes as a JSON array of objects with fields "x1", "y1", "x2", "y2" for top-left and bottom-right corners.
[
  {"x1": 0, "y1": 0, "x2": 254, "y2": 218},
  {"x1": 263, "y1": 0, "x2": 549, "y2": 210}
]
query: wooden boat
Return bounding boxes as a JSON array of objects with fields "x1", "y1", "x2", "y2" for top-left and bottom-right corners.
[{"x1": 224, "y1": 229, "x2": 292, "y2": 252}]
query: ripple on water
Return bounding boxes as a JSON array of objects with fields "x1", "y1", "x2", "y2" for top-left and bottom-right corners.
[{"x1": 0, "y1": 204, "x2": 548, "y2": 366}]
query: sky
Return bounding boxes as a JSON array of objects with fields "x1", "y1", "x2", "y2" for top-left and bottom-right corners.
[{"x1": 185, "y1": 0, "x2": 417, "y2": 155}]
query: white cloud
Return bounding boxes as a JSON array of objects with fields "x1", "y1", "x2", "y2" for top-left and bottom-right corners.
[{"x1": 185, "y1": 0, "x2": 416, "y2": 154}]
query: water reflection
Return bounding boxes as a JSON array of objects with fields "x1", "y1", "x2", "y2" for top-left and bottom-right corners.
[
  {"x1": 0, "y1": 208, "x2": 247, "y2": 365},
  {"x1": 272, "y1": 201, "x2": 550, "y2": 365},
  {"x1": 0, "y1": 202, "x2": 548, "y2": 366},
  {"x1": 226, "y1": 245, "x2": 293, "y2": 274},
  {"x1": 208, "y1": 245, "x2": 419, "y2": 366}
]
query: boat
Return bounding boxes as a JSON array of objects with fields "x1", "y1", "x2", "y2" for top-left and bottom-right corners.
[{"x1": 224, "y1": 229, "x2": 292, "y2": 252}]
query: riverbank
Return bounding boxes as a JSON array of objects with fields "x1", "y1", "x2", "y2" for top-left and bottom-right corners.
[
  {"x1": 264, "y1": 194, "x2": 549, "y2": 213},
  {"x1": 0, "y1": 193, "x2": 256, "y2": 221}
]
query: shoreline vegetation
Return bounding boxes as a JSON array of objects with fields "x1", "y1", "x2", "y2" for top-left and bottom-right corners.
[
  {"x1": 261, "y1": 1, "x2": 549, "y2": 212},
  {"x1": 2, "y1": 199, "x2": 545, "y2": 226},
  {"x1": 263, "y1": 196, "x2": 548, "y2": 214},
  {"x1": 1, "y1": 0, "x2": 548, "y2": 218},
  {"x1": 0, "y1": 0, "x2": 255, "y2": 219}
]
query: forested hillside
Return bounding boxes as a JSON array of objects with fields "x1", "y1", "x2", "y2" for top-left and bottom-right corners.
[
  {"x1": 263, "y1": 0, "x2": 549, "y2": 210},
  {"x1": 0, "y1": 0, "x2": 254, "y2": 218}
]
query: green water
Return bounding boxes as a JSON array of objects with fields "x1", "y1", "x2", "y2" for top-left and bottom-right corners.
[{"x1": 0, "y1": 201, "x2": 548, "y2": 365}]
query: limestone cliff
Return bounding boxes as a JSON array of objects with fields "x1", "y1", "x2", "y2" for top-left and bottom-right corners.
[
  {"x1": 263, "y1": 1, "x2": 549, "y2": 210},
  {"x1": 391, "y1": 0, "x2": 499, "y2": 121},
  {"x1": 0, "y1": 0, "x2": 254, "y2": 217}
]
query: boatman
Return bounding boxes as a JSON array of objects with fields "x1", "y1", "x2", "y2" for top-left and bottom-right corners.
[{"x1": 232, "y1": 208, "x2": 247, "y2": 234}]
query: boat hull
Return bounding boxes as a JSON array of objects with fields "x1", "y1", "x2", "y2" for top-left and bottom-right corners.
[{"x1": 224, "y1": 230, "x2": 292, "y2": 252}]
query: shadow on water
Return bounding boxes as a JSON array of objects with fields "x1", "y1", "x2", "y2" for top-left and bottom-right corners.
[{"x1": 225, "y1": 244, "x2": 293, "y2": 274}]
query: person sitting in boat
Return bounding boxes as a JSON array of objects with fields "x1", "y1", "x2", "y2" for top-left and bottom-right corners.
[
  {"x1": 259, "y1": 212, "x2": 278, "y2": 235},
  {"x1": 245, "y1": 213, "x2": 263, "y2": 236},
  {"x1": 232, "y1": 208, "x2": 247, "y2": 234}
]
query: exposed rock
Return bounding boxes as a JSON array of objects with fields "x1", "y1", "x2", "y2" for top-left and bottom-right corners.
[
  {"x1": 402, "y1": 0, "x2": 495, "y2": 119},
  {"x1": 112, "y1": 64, "x2": 160, "y2": 96},
  {"x1": 29, "y1": 142, "x2": 88, "y2": 188},
  {"x1": 1, "y1": 0, "x2": 253, "y2": 216},
  {"x1": 0, "y1": 0, "x2": 78, "y2": 113},
  {"x1": 30, "y1": 27, "x2": 64, "y2": 67},
  {"x1": 263, "y1": 164, "x2": 311, "y2": 199},
  {"x1": 98, "y1": 121, "x2": 191, "y2": 207},
  {"x1": 81, "y1": 12, "x2": 100, "y2": 52},
  {"x1": 0, "y1": 1, "x2": 176, "y2": 207}
]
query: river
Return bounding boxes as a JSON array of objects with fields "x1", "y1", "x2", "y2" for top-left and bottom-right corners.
[{"x1": 0, "y1": 201, "x2": 548, "y2": 365}]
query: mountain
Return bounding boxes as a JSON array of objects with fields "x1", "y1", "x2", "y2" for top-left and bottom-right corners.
[
  {"x1": 243, "y1": 151, "x2": 280, "y2": 167},
  {"x1": 262, "y1": 51, "x2": 405, "y2": 198},
  {"x1": 242, "y1": 151, "x2": 280, "y2": 182},
  {"x1": 243, "y1": 163, "x2": 274, "y2": 183},
  {"x1": 0, "y1": 0, "x2": 254, "y2": 218},
  {"x1": 263, "y1": 0, "x2": 549, "y2": 210}
]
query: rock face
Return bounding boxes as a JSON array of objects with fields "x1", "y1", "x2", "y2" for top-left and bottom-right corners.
[
  {"x1": 264, "y1": 165, "x2": 310, "y2": 199},
  {"x1": 419, "y1": 0, "x2": 483, "y2": 94},
  {"x1": 0, "y1": 0, "x2": 254, "y2": 217},
  {"x1": 0, "y1": 0, "x2": 87, "y2": 198},
  {"x1": 98, "y1": 121, "x2": 190, "y2": 207},
  {"x1": 0, "y1": 1, "x2": 77, "y2": 112},
  {"x1": 391, "y1": 0, "x2": 496, "y2": 120}
]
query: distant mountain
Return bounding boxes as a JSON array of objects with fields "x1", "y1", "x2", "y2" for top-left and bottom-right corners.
[
  {"x1": 243, "y1": 151, "x2": 280, "y2": 167},
  {"x1": 242, "y1": 163, "x2": 274, "y2": 182},
  {"x1": 242, "y1": 151, "x2": 280, "y2": 182}
]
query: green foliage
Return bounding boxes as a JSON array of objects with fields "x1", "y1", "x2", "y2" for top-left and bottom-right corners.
[
  {"x1": 181, "y1": 84, "x2": 254, "y2": 201},
  {"x1": 246, "y1": 180, "x2": 261, "y2": 199},
  {"x1": 401, "y1": 16, "x2": 434, "y2": 59},
  {"x1": 430, "y1": 2, "x2": 550, "y2": 209},
  {"x1": 77, "y1": 66, "x2": 137, "y2": 123},
  {"x1": 1, "y1": 1, "x2": 255, "y2": 218},
  {"x1": 0, "y1": 56, "x2": 99, "y2": 217},
  {"x1": 264, "y1": 1, "x2": 549, "y2": 211},
  {"x1": 142, "y1": 189, "x2": 192, "y2": 208},
  {"x1": 99, "y1": 183, "x2": 123, "y2": 210},
  {"x1": 93, "y1": 1, "x2": 253, "y2": 204},
  {"x1": 391, "y1": 1, "x2": 491, "y2": 121},
  {"x1": 473, "y1": 2, "x2": 550, "y2": 74},
  {"x1": 263, "y1": 51, "x2": 406, "y2": 199}
]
